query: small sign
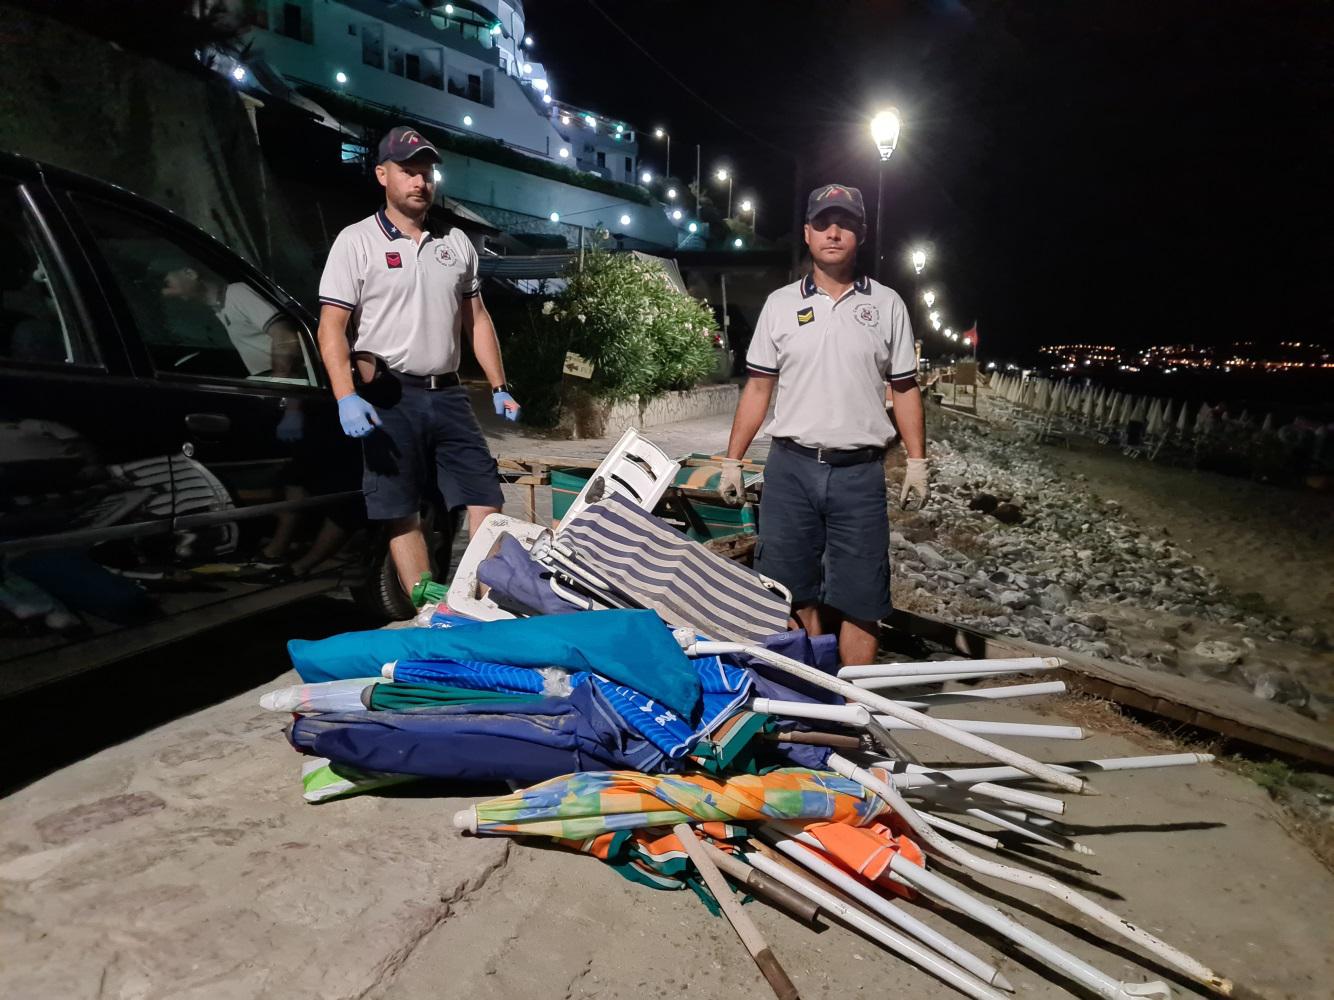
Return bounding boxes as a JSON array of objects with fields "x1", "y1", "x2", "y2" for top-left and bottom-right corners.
[{"x1": 562, "y1": 352, "x2": 595, "y2": 379}]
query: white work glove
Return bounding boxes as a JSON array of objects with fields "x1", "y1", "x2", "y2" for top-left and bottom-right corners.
[
  {"x1": 899, "y1": 457, "x2": 930, "y2": 511},
  {"x1": 719, "y1": 457, "x2": 745, "y2": 505}
]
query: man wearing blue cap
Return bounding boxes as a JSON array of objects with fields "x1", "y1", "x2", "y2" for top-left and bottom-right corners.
[
  {"x1": 317, "y1": 125, "x2": 520, "y2": 601},
  {"x1": 720, "y1": 183, "x2": 929, "y2": 665}
]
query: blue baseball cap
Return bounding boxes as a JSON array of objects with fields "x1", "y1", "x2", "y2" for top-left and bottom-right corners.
[
  {"x1": 806, "y1": 183, "x2": 866, "y2": 223},
  {"x1": 378, "y1": 125, "x2": 441, "y2": 164}
]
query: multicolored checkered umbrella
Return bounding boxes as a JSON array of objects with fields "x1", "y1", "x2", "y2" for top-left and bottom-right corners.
[{"x1": 453, "y1": 767, "x2": 885, "y2": 841}]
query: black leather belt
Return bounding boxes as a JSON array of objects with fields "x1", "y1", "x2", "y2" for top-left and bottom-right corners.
[
  {"x1": 396, "y1": 370, "x2": 460, "y2": 390},
  {"x1": 773, "y1": 436, "x2": 885, "y2": 466}
]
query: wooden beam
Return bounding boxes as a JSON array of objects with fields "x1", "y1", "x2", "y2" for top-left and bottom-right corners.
[{"x1": 885, "y1": 608, "x2": 1334, "y2": 769}]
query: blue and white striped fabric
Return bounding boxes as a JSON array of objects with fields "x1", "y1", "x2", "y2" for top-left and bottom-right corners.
[
  {"x1": 594, "y1": 655, "x2": 752, "y2": 759},
  {"x1": 387, "y1": 658, "x2": 590, "y2": 695},
  {"x1": 383, "y1": 655, "x2": 748, "y2": 761},
  {"x1": 557, "y1": 493, "x2": 792, "y2": 642}
]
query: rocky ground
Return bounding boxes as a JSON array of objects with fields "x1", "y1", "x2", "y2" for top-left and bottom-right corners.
[{"x1": 885, "y1": 409, "x2": 1333, "y2": 721}]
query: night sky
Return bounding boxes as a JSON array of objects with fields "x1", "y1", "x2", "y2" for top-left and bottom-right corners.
[{"x1": 528, "y1": 0, "x2": 1332, "y2": 360}]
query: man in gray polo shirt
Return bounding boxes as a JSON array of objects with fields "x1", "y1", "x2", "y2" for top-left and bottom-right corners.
[
  {"x1": 720, "y1": 183, "x2": 929, "y2": 665},
  {"x1": 317, "y1": 125, "x2": 520, "y2": 602}
]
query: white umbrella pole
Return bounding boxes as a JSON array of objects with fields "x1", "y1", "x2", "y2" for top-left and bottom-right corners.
[
  {"x1": 872, "y1": 716, "x2": 1086, "y2": 740},
  {"x1": 690, "y1": 641, "x2": 1087, "y2": 794},
  {"x1": 742, "y1": 852, "x2": 1007, "y2": 1000},
  {"x1": 857, "y1": 669, "x2": 1067, "y2": 690},
  {"x1": 776, "y1": 825, "x2": 1156, "y2": 1000},
  {"x1": 918, "y1": 797, "x2": 1092, "y2": 853},
  {"x1": 829, "y1": 755, "x2": 1231, "y2": 995},
  {"x1": 762, "y1": 832, "x2": 1016, "y2": 992},
  {"x1": 895, "y1": 681, "x2": 1067, "y2": 708},
  {"x1": 918, "y1": 810, "x2": 1003, "y2": 847},
  {"x1": 873, "y1": 753, "x2": 1215, "y2": 789},
  {"x1": 839, "y1": 657, "x2": 1062, "y2": 680}
]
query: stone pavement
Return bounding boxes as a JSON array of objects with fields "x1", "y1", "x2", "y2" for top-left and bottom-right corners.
[{"x1": 3, "y1": 678, "x2": 1332, "y2": 1000}]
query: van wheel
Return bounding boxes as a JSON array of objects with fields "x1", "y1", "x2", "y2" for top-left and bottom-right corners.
[{"x1": 352, "y1": 506, "x2": 463, "y2": 621}]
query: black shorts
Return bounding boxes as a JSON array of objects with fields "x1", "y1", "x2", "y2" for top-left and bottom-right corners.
[
  {"x1": 360, "y1": 384, "x2": 503, "y2": 520},
  {"x1": 755, "y1": 442, "x2": 892, "y2": 623}
]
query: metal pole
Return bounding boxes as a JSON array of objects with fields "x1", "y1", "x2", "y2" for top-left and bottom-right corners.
[
  {"x1": 727, "y1": 177, "x2": 733, "y2": 219},
  {"x1": 694, "y1": 144, "x2": 701, "y2": 219},
  {"x1": 874, "y1": 158, "x2": 886, "y2": 283},
  {"x1": 665, "y1": 134, "x2": 670, "y2": 181}
]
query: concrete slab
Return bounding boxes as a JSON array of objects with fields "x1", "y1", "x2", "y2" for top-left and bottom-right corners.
[
  {"x1": 3, "y1": 682, "x2": 1331, "y2": 1000},
  {"x1": 0, "y1": 672, "x2": 508, "y2": 1000}
]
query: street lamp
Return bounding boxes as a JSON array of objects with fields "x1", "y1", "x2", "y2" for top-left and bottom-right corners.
[
  {"x1": 549, "y1": 212, "x2": 560, "y2": 222},
  {"x1": 928, "y1": 311, "x2": 940, "y2": 324},
  {"x1": 666, "y1": 187, "x2": 677, "y2": 200},
  {"x1": 869, "y1": 107, "x2": 901, "y2": 282},
  {"x1": 653, "y1": 127, "x2": 671, "y2": 180},
  {"x1": 335, "y1": 70, "x2": 348, "y2": 85},
  {"x1": 641, "y1": 170, "x2": 653, "y2": 184},
  {"x1": 671, "y1": 209, "x2": 683, "y2": 221},
  {"x1": 733, "y1": 237, "x2": 744, "y2": 248},
  {"x1": 619, "y1": 213, "x2": 632, "y2": 226},
  {"x1": 715, "y1": 168, "x2": 734, "y2": 217},
  {"x1": 739, "y1": 197, "x2": 757, "y2": 237},
  {"x1": 923, "y1": 290, "x2": 935, "y2": 308},
  {"x1": 911, "y1": 248, "x2": 927, "y2": 274},
  {"x1": 687, "y1": 221, "x2": 698, "y2": 234}
]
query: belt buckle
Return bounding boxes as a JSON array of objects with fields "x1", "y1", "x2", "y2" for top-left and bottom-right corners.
[{"x1": 816, "y1": 446, "x2": 826, "y2": 464}]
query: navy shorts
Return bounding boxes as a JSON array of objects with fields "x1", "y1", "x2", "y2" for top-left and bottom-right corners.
[
  {"x1": 361, "y1": 384, "x2": 503, "y2": 520},
  {"x1": 755, "y1": 443, "x2": 892, "y2": 623}
]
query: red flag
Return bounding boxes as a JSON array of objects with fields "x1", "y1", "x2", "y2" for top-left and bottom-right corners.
[{"x1": 961, "y1": 323, "x2": 978, "y2": 347}]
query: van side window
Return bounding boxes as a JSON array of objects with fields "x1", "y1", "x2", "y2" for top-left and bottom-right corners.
[
  {"x1": 71, "y1": 196, "x2": 317, "y2": 386},
  {"x1": 0, "y1": 191, "x2": 94, "y2": 367}
]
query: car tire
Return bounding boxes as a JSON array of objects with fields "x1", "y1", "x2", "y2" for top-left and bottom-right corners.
[{"x1": 353, "y1": 504, "x2": 464, "y2": 621}]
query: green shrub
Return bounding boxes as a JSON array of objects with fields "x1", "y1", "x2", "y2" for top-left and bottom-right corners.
[{"x1": 499, "y1": 248, "x2": 719, "y2": 426}]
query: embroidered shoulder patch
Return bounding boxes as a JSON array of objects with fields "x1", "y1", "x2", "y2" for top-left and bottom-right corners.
[{"x1": 796, "y1": 306, "x2": 815, "y2": 326}]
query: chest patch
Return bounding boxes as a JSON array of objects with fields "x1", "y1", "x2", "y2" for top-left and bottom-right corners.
[
  {"x1": 385, "y1": 252, "x2": 402, "y2": 269},
  {"x1": 433, "y1": 244, "x2": 457, "y2": 267},
  {"x1": 796, "y1": 306, "x2": 815, "y2": 326},
  {"x1": 853, "y1": 303, "x2": 879, "y2": 327}
]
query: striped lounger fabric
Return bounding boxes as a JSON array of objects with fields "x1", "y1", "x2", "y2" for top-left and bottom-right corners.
[{"x1": 555, "y1": 492, "x2": 792, "y2": 642}]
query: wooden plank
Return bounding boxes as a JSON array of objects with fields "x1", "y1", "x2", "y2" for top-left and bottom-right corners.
[{"x1": 886, "y1": 608, "x2": 1334, "y2": 768}]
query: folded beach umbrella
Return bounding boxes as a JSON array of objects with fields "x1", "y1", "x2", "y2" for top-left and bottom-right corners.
[
  {"x1": 1195, "y1": 402, "x2": 1215, "y2": 435},
  {"x1": 1261, "y1": 412, "x2": 1275, "y2": 434},
  {"x1": 288, "y1": 608, "x2": 702, "y2": 717},
  {"x1": 1176, "y1": 399, "x2": 1192, "y2": 436},
  {"x1": 287, "y1": 683, "x2": 670, "y2": 783},
  {"x1": 455, "y1": 767, "x2": 886, "y2": 840}
]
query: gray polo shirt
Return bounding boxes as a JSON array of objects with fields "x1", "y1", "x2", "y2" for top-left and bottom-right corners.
[
  {"x1": 746, "y1": 273, "x2": 918, "y2": 450},
  {"x1": 318, "y1": 208, "x2": 480, "y2": 376}
]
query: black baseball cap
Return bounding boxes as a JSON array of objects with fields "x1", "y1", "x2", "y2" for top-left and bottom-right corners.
[
  {"x1": 378, "y1": 125, "x2": 441, "y2": 164},
  {"x1": 806, "y1": 183, "x2": 866, "y2": 223}
]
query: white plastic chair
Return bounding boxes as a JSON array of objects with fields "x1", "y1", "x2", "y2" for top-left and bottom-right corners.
[
  {"x1": 556, "y1": 427, "x2": 680, "y2": 532},
  {"x1": 445, "y1": 513, "x2": 551, "y2": 621}
]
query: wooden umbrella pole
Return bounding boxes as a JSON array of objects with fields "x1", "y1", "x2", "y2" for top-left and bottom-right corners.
[{"x1": 672, "y1": 824, "x2": 801, "y2": 1000}]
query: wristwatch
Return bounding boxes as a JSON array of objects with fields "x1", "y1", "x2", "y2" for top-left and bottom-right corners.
[{"x1": 491, "y1": 383, "x2": 513, "y2": 395}]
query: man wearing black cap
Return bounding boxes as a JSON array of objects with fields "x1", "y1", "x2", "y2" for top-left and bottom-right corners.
[
  {"x1": 317, "y1": 125, "x2": 521, "y2": 602},
  {"x1": 719, "y1": 183, "x2": 928, "y2": 665}
]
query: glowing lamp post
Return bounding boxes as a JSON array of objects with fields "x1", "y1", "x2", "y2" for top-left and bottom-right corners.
[
  {"x1": 653, "y1": 127, "x2": 671, "y2": 181},
  {"x1": 911, "y1": 248, "x2": 927, "y2": 274},
  {"x1": 715, "y1": 168, "x2": 734, "y2": 218},
  {"x1": 869, "y1": 107, "x2": 901, "y2": 282},
  {"x1": 923, "y1": 290, "x2": 935, "y2": 308}
]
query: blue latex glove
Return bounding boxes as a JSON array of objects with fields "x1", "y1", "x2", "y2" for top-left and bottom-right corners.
[
  {"x1": 276, "y1": 408, "x2": 304, "y2": 443},
  {"x1": 337, "y1": 394, "x2": 381, "y2": 438},
  {"x1": 493, "y1": 390, "x2": 521, "y2": 423}
]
